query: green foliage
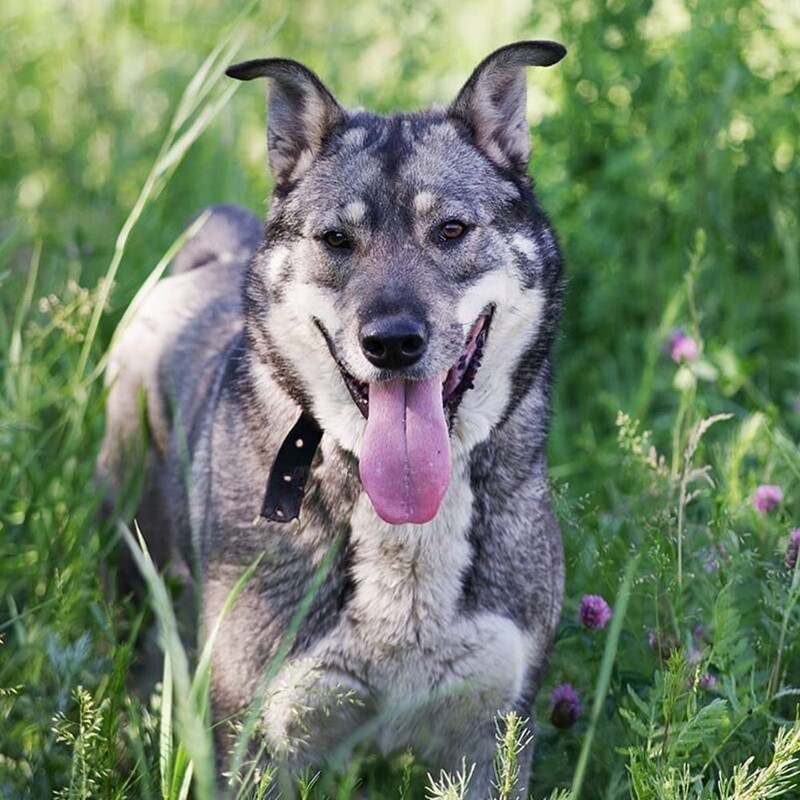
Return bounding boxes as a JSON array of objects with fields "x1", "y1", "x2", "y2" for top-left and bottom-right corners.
[
  {"x1": 544, "y1": 0, "x2": 800, "y2": 486},
  {"x1": 52, "y1": 687, "x2": 108, "y2": 800},
  {"x1": 2, "y1": 0, "x2": 800, "y2": 798},
  {"x1": 718, "y1": 718, "x2": 800, "y2": 800},
  {"x1": 426, "y1": 761, "x2": 475, "y2": 800},
  {"x1": 494, "y1": 711, "x2": 533, "y2": 800}
]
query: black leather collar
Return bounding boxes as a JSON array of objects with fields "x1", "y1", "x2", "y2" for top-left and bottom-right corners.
[{"x1": 260, "y1": 412, "x2": 323, "y2": 522}]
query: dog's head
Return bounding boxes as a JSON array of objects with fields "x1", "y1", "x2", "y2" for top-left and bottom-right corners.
[{"x1": 228, "y1": 42, "x2": 565, "y2": 525}]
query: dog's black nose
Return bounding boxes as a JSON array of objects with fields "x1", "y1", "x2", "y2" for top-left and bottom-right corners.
[{"x1": 360, "y1": 314, "x2": 428, "y2": 369}]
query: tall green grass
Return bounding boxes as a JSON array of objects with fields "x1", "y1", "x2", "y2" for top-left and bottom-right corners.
[{"x1": 2, "y1": 0, "x2": 800, "y2": 797}]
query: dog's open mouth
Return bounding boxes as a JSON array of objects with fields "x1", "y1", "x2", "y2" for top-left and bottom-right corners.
[
  {"x1": 316, "y1": 310, "x2": 492, "y2": 526},
  {"x1": 441, "y1": 309, "x2": 492, "y2": 417},
  {"x1": 336, "y1": 310, "x2": 493, "y2": 421}
]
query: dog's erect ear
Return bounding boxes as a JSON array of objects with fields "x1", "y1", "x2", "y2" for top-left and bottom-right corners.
[
  {"x1": 226, "y1": 58, "x2": 345, "y2": 185},
  {"x1": 449, "y1": 41, "x2": 566, "y2": 175}
]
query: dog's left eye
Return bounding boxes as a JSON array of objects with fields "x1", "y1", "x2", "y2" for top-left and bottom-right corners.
[
  {"x1": 322, "y1": 230, "x2": 351, "y2": 249},
  {"x1": 439, "y1": 220, "x2": 467, "y2": 241}
]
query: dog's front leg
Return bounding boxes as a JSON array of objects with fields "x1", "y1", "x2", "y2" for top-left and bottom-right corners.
[{"x1": 258, "y1": 654, "x2": 374, "y2": 771}]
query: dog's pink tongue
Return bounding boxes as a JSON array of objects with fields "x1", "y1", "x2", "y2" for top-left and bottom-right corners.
[{"x1": 359, "y1": 377, "x2": 451, "y2": 525}]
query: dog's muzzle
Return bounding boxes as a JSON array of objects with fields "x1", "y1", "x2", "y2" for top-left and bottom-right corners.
[
  {"x1": 261, "y1": 310, "x2": 493, "y2": 525},
  {"x1": 332, "y1": 309, "x2": 493, "y2": 423}
]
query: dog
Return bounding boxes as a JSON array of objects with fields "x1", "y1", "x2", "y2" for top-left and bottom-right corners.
[{"x1": 98, "y1": 40, "x2": 567, "y2": 797}]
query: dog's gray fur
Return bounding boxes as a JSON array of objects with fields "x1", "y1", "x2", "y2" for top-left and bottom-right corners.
[{"x1": 98, "y1": 41, "x2": 567, "y2": 797}]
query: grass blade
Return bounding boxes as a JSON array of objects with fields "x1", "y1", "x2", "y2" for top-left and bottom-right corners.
[
  {"x1": 570, "y1": 553, "x2": 639, "y2": 800},
  {"x1": 160, "y1": 651, "x2": 174, "y2": 798}
]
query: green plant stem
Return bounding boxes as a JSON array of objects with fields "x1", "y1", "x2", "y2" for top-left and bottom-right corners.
[
  {"x1": 570, "y1": 554, "x2": 639, "y2": 800},
  {"x1": 6, "y1": 241, "x2": 40, "y2": 409},
  {"x1": 768, "y1": 559, "x2": 800, "y2": 700}
]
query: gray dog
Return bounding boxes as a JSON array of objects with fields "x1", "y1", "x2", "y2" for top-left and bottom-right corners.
[{"x1": 98, "y1": 40, "x2": 567, "y2": 797}]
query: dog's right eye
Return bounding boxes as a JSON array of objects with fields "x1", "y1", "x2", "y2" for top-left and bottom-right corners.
[
  {"x1": 439, "y1": 220, "x2": 467, "y2": 241},
  {"x1": 322, "y1": 230, "x2": 350, "y2": 249}
]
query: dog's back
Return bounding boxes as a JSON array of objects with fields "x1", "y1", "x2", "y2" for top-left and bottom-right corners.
[{"x1": 98, "y1": 205, "x2": 259, "y2": 575}]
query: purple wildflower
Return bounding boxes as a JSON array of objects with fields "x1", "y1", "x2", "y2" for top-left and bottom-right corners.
[
  {"x1": 668, "y1": 329, "x2": 699, "y2": 364},
  {"x1": 786, "y1": 528, "x2": 800, "y2": 570},
  {"x1": 693, "y1": 624, "x2": 705, "y2": 640},
  {"x1": 578, "y1": 594, "x2": 613, "y2": 630},
  {"x1": 550, "y1": 683, "x2": 582, "y2": 729},
  {"x1": 698, "y1": 673, "x2": 717, "y2": 690},
  {"x1": 753, "y1": 484, "x2": 783, "y2": 513}
]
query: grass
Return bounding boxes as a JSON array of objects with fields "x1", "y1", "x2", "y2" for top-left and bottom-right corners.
[{"x1": 2, "y1": 0, "x2": 800, "y2": 797}]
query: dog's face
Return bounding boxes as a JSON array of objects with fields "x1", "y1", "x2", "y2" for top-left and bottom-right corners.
[{"x1": 229, "y1": 43, "x2": 565, "y2": 525}]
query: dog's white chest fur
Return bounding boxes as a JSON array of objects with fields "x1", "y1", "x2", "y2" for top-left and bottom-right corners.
[
  {"x1": 260, "y1": 462, "x2": 529, "y2": 761},
  {"x1": 345, "y1": 463, "x2": 474, "y2": 653}
]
